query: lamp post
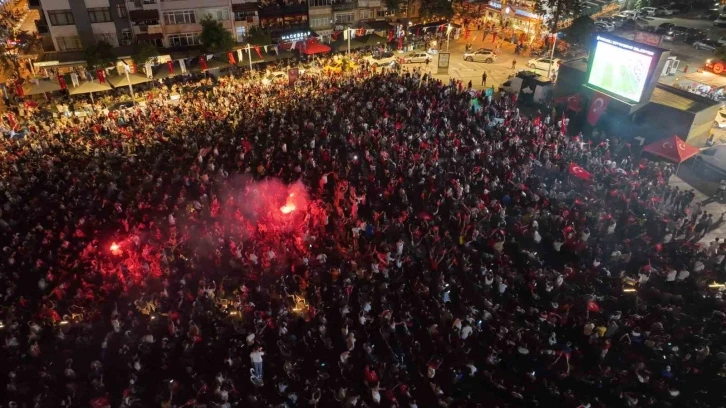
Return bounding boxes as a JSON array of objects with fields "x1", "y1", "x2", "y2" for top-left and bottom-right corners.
[
  {"x1": 124, "y1": 64, "x2": 135, "y2": 105},
  {"x1": 547, "y1": 32, "x2": 557, "y2": 79},
  {"x1": 446, "y1": 24, "x2": 452, "y2": 51},
  {"x1": 347, "y1": 27, "x2": 352, "y2": 55},
  {"x1": 247, "y1": 44, "x2": 253, "y2": 71}
]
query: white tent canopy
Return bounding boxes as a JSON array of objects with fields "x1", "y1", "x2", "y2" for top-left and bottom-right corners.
[
  {"x1": 22, "y1": 80, "x2": 62, "y2": 95},
  {"x1": 68, "y1": 81, "x2": 112, "y2": 95},
  {"x1": 108, "y1": 73, "x2": 152, "y2": 88}
]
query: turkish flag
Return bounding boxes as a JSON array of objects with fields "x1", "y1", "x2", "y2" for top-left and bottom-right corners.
[
  {"x1": 586, "y1": 92, "x2": 610, "y2": 126},
  {"x1": 167, "y1": 61, "x2": 174, "y2": 75},
  {"x1": 397, "y1": 36, "x2": 403, "y2": 50},
  {"x1": 568, "y1": 162, "x2": 592, "y2": 181},
  {"x1": 228, "y1": 51, "x2": 236, "y2": 65},
  {"x1": 57, "y1": 75, "x2": 67, "y2": 90},
  {"x1": 587, "y1": 300, "x2": 601, "y2": 313},
  {"x1": 132, "y1": 63, "x2": 137, "y2": 74},
  {"x1": 388, "y1": 30, "x2": 394, "y2": 42},
  {"x1": 555, "y1": 93, "x2": 583, "y2": 112},
  {"x1": 199, "y1": 55, "x2": 208, "y2": 71},
  {"x1": 14, "y1": 82, "x2": 23, "y2": 97},
  {"x1": 96, "y1": 69, "x2": 105, "y2": 84}
]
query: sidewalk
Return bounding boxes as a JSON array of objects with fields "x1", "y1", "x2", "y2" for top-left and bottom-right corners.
[{"x1": 669, "y1": 165, "x2": 726, "y2": 243}]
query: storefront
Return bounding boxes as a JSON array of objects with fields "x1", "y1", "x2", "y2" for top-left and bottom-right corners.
[{"x1": 481, "y1": 1, "x2": 543, "y2": 36}]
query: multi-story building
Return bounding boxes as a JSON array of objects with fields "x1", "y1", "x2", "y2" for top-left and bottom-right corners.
[{"x1": 309, "y1": 0, "x2": 420, "y2": 34}]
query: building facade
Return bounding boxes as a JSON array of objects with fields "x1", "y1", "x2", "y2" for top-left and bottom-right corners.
[{"x1": 31, "y1": 0, "x2": 419, "y2": 54}]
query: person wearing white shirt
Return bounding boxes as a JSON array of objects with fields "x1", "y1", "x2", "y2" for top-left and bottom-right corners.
[
  {"x1": 249, "y1": 347, "x2": 264, "y2": 378},
  {"x1": 461, "y1": 324, "x2": 473, "y2": 340}
]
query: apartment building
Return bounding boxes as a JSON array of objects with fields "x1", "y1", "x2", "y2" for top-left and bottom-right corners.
[{"x1": 311, "y1": 0, "x2": 419, "y2": 32}]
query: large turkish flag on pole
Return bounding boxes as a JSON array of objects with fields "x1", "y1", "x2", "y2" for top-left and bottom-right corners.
[{"x1": 586, "y1": 92, "x2": 610, "y2": 126}]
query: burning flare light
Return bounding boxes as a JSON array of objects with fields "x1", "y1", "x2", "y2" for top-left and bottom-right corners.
[{"x1": 280, "y1": 193, "x2": 296, "y2": 214}]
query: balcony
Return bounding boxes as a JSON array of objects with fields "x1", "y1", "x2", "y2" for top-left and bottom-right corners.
[
  {"x1": 258, "y1": 2, "x2": 308, "y2": 17},
  {"x1": 35, "y1": 19, "x2": 49, "y2": 34},
  {"x1": 127, "y1": 0, "x2": 158, "y2": 11},
  {"x1": 357, "y1": 0, "x2": 380, "y2": 7},
  {"x1": 332, "y1": 0, "x2": 355, "y2": 11},
  {"x1": 129, "y1": 9, "x2": 160, "y2": 22},
  {"x1": 28, "y1": 0, "x2": 41, "y2": 9}
]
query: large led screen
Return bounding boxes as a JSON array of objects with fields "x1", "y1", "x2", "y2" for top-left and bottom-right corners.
[{"x1": 587, "y1": 36, "x2": 656, "y2": 104}]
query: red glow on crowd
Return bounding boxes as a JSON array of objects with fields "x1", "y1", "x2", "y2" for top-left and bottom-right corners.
[
  {"x1": 110, "y1": 243, "x2": 119, "y2": 253},
  {"x1": 280, "y1": 204, "x2": 296, "y2": 214}
]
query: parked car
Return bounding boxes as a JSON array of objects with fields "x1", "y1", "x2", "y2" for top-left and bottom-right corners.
[
  {"x1": 603, "y1": 16, "x2": 624, "y2": 27},
  {"x1": 595, "y1": 21, "x2": 615, "y2": 32},
  {"x1": 714, "y1": 109, "x2": 726, "y2": 129},
  {"x1": 526, "y1": 57, "x2": 561, "y2": 72},
  {"x1": 693, "y1": 39, "x2": 719, "y2": 51},
  {"x1": 463, "y1": 49, "x2": 497, "y2": 63},
  {"x1": 715, "y1": 17, "x2": 726, "y2": 27},
  {"x1": 620, "y1": 10, "x2": 639, "y2": 20},
  {"x1": 718, "y1": 36, "x2": 726, "y2": 46},
  {"x1": 685, "y1": 28, "x2": 707, "y2": 44},
  {"x1": 402, "y1": 52, "x2": 432, "y2": 63},
  {"x1": 663, "y1": 26, "x2": 688, "y2": 42},
  {"x1": 656, "y1": 22, "x2": 675, "y2": 33},
  {"x1": 669, "y1": 4, "x2": 691, "y2": 13},
  {"x1": 363, "y1": 53, "x2": 398, "y2": 66},
  {"x1": 610, "y1": 15, "x2": 629, "y2": 26},
  {"x1": 655, "y1": 6, "x2": 674, "y2": 16},
  {"x1": 699, "y1": 9, "x2": 720, "y2": 19},
  {"x1": 639, "y1": 6, "x2": 657, "y2": 16}
]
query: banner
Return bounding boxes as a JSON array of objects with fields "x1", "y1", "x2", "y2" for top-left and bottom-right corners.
[
  {"x1": 397, "y1": 36, "x2": 403, "y2": 50},
  {"x1": 71, "y1": 72, "x2": 79, "y2": 87},
  {"x1": 388, "y1": 30, "x2": 394, "y2": 42},
  {"x1": 254, "y1": 45, "x2": 262, "y2": 58},
  {"x1": 555, "y1": 93, "x2": 583, "y2": 112},
  {"x1": 167, "y1": 61, "x2": 174, "y2": 75},
  {"x1": 227, "y1": 51, "x2": 236, "y2": 65},
  {"x1": 57, "y1": 75, "x2": 67, "y2": 90},
  {"x1": 198, "y1": 56, "x2": 206, "y2": 71},
  {"x1": 288, "y1": 68, "x2": 299, "y2": 86},
  {"x1": 179, "y1": 59, "x2": 187, "y2": 74},
  {"x1": 237, "y1": 49, "x2": 243, "y2": 63},
  {"x1": 132, "y1": 63, "x2": 137, "y2": 74},
  {"x1": 586, "y1": 92, "x2": 610, "y2": 126},
  {"x1": 96, "y1": 69, "x2": 105, "y2": 84}
]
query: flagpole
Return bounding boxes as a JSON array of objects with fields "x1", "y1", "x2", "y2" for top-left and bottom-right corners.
[
  {"x1": 547, "y1": 32, "x2": 557, "y2": 79},
  {"x1": 247, "y1": 44, "x2": 253, "y2": 71},
  {"x1": 347, "y1": 27, "x2": 351, "y2": 56}
]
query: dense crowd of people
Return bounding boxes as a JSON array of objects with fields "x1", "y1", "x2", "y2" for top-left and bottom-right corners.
[{"x1": 1, "y1": 60, "x2": 726, "y2": 408}]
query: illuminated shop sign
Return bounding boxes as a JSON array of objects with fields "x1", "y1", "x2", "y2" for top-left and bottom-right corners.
[
  {"x1": 489, "y1": 1, "x2": 502, "y2": 8},
  {"x1": 281, "y1": 31, "x2": 311, "y2": 41}
]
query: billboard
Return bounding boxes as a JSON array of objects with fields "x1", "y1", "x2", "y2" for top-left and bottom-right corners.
[
  {"x1": 634, "y1": 30, "x2": 663, "y2": 47},
  {"x1": 586, "y1": 35, "x2": 661, "y2": 104}
]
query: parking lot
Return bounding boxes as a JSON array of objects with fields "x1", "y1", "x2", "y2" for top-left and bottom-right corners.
[{"x1": 610, "y1": 13, "x2": 726, "y2": 73}]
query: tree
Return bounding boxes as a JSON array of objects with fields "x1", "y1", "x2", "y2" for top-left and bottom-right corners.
[
  {"x1": 246, "y1": 26, "x2": 272, "y2": 45},
  {"x1": 200, "y1": 17, "x2": 235, "y2": 53},
  {"x1": 84, "y1": 41, "x2": 116, "y2": 70},
  {"x1": 535, "y1": 0, "x2": 584, "y2": 33},
  {"x1": 562, "y1": 15, "x2": 594, "y2": 45},
  {"x1": 419, "y1": 0, "x2": 454, "y2": 20},
  {"x1": 385, "y1": 0, "x2": 400, "y2": 11},
  {"x1": 132, "y1": 42, "x2": 159, "y2": 65}
]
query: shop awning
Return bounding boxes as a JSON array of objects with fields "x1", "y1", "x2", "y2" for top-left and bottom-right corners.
[
  {"x1": 189, "y1": 56, "x2": 233, "y2": 72},
  {"x1": 22, "y1": 79, "x2": 62, "y2": 95},
  {"x1": 107, "y1": 73, "x2": 153, "y2": 87},
  {"x1": 68, "y1": 81, "x2": 112, "y2": 95},
  {"x1": 643, "y1": 135, "x2": 700, "y2": 163},
  {"x1": 299, "y1": 41, "x2": 331, "y2": 55},
  {"x1": 361, "y1": 21, "x2": 392, "y2": 31}
]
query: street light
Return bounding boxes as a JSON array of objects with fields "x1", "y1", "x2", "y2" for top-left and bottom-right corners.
[
  {"x1": 547, "y1": 32, "x2": 558, "y2": 79},
  {"x1": 347, "y1": 27, "x2": 353, "y2": 55},
  {"x1": 123, "y1": 63, "x2": 135, "y2": 105},
  {"x1": 446, "y1": 24, "x2": 452, "y2": 52}
]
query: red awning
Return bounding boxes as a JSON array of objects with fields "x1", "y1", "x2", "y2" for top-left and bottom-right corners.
[
  {"x1": 300, "y1": 41, "x2": 331, "y2": 55},
  {"x1": 642, "y1": 135, "x2": 700, "y2": 163}
]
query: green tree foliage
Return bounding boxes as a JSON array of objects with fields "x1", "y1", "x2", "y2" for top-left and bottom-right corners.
[
  {"x1": 200, "y1": 17, "x2": 235, "y2": 53},
  {"x1": 562, "y1": 15, "x2": 594, "y2": 45},
  {"x1": 131, "y1": 42, "x2": 160, "y2": 65},
  {"x1": 420, "y1": 0, "x2": 454, "y2": 20},
  {"x1": 535, "y1": 0, "x2": 584, "y2": 32},
  {"x1": 385, "y1": 0, "x2": 400, "y2": 11},
  {"x1": 84, "y1": 41, "x2": 116, "y2": 70},
  {"x1": 246, "y1": 26, "x2": 272, "y2": 45}
]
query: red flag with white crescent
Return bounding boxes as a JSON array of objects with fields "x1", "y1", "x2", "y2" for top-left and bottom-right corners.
[
  {"x1": 568, "y1": 162, "x2": 592, "y2": 181},
  {"x1": 586, "y1": 92, "x2": 610, "y2": 126}
]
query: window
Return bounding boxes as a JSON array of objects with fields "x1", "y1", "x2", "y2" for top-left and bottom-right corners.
[
  {"x1": 56, "y1": 35, "x2": 82, "y2": 51},
  {"x1": 199, "y1": 8, "x2": 229, "y2": 21},
  {"x1": 234, "y1": 11, "x2": 255, "y2": 21},
  {"x1": 95, "y1": 33, "x2": 118, "y2": 46},
  {"x1": 359, "y1": 9, "x2": 372, "y2": 19},
  {"x1": 309, "y1": 17, "x2": 330, "y2": 27},
  {"x1": 376, "y1": 9, "x2": 394, "y2": 17},
  {"x1": 121, "y1": 29, "x2": 132, "y2": 41},
  {"x1": 308, "y1": 0, "x2": 332, "y2": 6},
  {"x1": 88, "y1": 8, "x2": 112, "y2": 23},
  {"x1": 117, "y1": 4, "x2": 127, "y2": 18},
  {"x1": 163, "y1": 10, "x2": 196, "y2": 25},
  {"x1": 235, "y1": 26, "x2": 246, "y2": 42},
  {"x1": 399, "y1": 4, "x2": 407, "y2": 15},
  {"x1": 167, "y1": 32, "x2": 201, "y2": 46},
  {"x1": 47, "y1": 10, "x2": 74, "y2": 26},
  {"x1": 334, "y1": 12, "x2": 353, "y2": 24}
]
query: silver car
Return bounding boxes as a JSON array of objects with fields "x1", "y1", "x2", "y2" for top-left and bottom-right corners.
[{"x1": 463, "y1": 50, "x2": 497, "y2": 63}]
